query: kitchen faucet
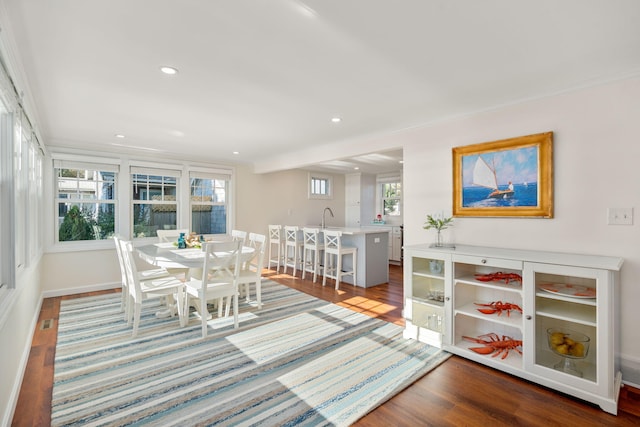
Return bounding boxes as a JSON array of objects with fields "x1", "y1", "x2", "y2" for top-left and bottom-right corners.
[{"x1": 321, "y1": 207, "x2": 334, "y2": 229}]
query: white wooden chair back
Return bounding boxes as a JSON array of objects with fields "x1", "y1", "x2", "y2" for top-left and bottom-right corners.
[
  {"x1": 231, "y1": 229, "x2": 248, "y2": 245},
  {"x1": 323, "y1": 229, "x2": 343, "y2": 254},
  {"x1": 157, "y1": 229, "x2": 189, "y2": 242},
  {"x1": 201, "y1": 240, "x2": 242, "y2": 283},
  {"x1": 303, "y1": 227, "x2": 322, "y2": 249}
]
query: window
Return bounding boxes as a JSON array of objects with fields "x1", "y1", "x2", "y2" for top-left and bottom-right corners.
[
  {"x1": 381, "y1": 180, "x2": 402, "y2": 217},
  {"x1": 190, "y1": 171, "x2": 230, "y2": 235},
  {"x1": 308, "y1": 173, "x2": 332, "y2": 199},
  {"x1": 55, "y1": 161, "x2": 118, "y2": 242},
  {"x1": 0, "y1": 107, "x2": 11, "y2": 293},
  {"x1": 131, "y1": 167, "x2": 180, "y2": 238}
]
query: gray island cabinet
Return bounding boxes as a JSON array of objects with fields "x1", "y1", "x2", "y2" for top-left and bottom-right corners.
[{"x1": 317, "y1": 227, "x2": 389, "y2": 287}]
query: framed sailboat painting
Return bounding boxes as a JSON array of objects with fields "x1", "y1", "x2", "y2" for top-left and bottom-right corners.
[{"x1": 452, "y1": 132, "x2": 553, "y2": 218}]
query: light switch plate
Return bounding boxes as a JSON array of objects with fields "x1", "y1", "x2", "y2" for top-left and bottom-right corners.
[{"x1": 607, "y1": 208, "x2": 633, "y2": 225}]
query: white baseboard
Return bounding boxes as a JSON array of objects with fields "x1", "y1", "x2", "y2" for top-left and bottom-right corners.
[
  {"x1": 41, "y1": 281, "x2": 120, "y2": 298},
  {"x1": 621, "y1": 353, "x2": 640, "y2": 389}
]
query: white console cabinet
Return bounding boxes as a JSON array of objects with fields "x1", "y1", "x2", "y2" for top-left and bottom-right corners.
[{"x1": 403, "y1": 244, "x2": 623, "y2": 414}]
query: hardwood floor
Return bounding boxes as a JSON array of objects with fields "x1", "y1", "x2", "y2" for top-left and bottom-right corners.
[{"x1": 12, "y1": 265, "x2": 640, "y2": 426}]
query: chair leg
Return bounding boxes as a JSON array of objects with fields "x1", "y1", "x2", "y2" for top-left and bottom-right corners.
[
  {"x1": 313, "y1": 251, "x2": 319, "y2": 283},
  {"x1": 322, "y1": 252, "x2": 328, "y2": 286},
  {"x1": 232, "y1": 293, "x2": 239, "y2": 329},
  {"x1": 335, "y1": 253, "x2": 342, "y2": 290},
  {"x1": 126, "y1": 295, "x2": 134, "y2": 325},
  {"x1": 256, "y1": 279, "x2": 262, "y2": 309},
  {"x1": 120, "y1": 286, "x2": 127, "y2": 312},
  {"x1": 176, "y1": 289, "x2": 186, "y2": 327},
  {"x1": 292, "y1": 245, "x2": 298, "y2": 277},
  {"x1": 201, "y1": 296, "x2": 208, "y2": 338},
  {"x1": 352, "y1": 252, "x2": 357, "y2": 287},
  {"x1": 224, "y1": 296, "x2": 231, "y2": 317},
  {"x1": 301, "y1": 248, "x2": 307, "y2": 280},
  {"x1": 132, "y1": 302, "x2": 142, "y2": 337}
]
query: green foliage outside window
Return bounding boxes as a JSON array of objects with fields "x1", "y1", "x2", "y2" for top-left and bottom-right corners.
[
  {"x1": 382, "y1": 182, "x2": 401, "y2": 216},
  {"x1": 59, "y1": 206, "x2": 95, "y2": 241}
]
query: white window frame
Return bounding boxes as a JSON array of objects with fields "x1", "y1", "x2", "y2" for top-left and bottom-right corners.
[
  {"x1": 0, "y1": 111, "x2": 14, "y2": 294},
  {"x1": 378, "y1": 173, "x2": 402, "y2": 217},
  {"x1": 308, "y1": 172, "x2": 333, "y2": 200},
  {"x1": 189, "y1": 169, "x2": 232, "y2": 236},
  {"x1": 53, "y1": 158, "x2": 119, "y2": 243},
  {"x1": 130, "y1": 165, "x2": 181, "y2": 239}
]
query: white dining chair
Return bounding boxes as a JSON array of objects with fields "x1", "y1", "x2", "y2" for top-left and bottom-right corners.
[
  {"x1": 113, "y1": 235, "x2": 171, "y2": 319},
  {"x1": 184, "y1": 240, "x2": 242, "y2": 338},
  {"x1": 231, "y1": 229, "x2": 248, "y2": 245},
  {"x1": 157, "y1": 228, "x2": 190, "y2": 243},
  {"x1": 237, "y1": 232, "x2": 266, "y2": 309},
  {"x1": 267, "y1": 225, "x2": 284, "y2": 272},
  {"x1": 119, "y1": 238, "x2": 186, "y2": 337},
  {"x1": 322, "y1": 229, "x2": 357, "y2": 290},
  {"x1": 302, "y1": 227, "x2": 324, "y2": 283},
  {"x1": 283, "y1": 226, "x2": 304, "y2": 276}
]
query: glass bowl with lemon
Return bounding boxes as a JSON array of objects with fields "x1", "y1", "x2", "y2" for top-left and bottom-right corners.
[{"x1": 547, "y1": 328, "x2": 590, "y2": 377}]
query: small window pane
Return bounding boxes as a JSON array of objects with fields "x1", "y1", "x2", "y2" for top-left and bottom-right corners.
[
  {"x1": 382, "y1": 181, "x2": 402, "y2": 216},
  {"x1": 190, "y1": 177, "x2": 227, "y2": 235},
  {"x1": 309, "y1": 173, "x2": 332, "y2": 199}
]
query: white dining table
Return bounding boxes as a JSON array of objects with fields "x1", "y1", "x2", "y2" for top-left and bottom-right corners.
[{"x1": 136, "y1": 242, "x2": 255, "y2": 271}]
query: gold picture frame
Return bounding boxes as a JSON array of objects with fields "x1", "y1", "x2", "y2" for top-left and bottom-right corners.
[{"x1": 452, "y1": 132, "x2": 553, "y2": 218}]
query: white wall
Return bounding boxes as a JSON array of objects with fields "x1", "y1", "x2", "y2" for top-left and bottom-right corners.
[
  {"x1": 400, "y1": 77, "x2": 640, "y2": 384},
  {"x1": 235, "y1": 166, "x2": 346, "y2": 235},
  {"x1": 41, "y1": 249, "x2": 120, "y2": 296},
  {"x1": 0, "y1": 261, "x2": 42, "y2": 426}
]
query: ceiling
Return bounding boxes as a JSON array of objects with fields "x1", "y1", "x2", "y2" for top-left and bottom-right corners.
[{"x1": 2, "y1": 0, "x2": 640, "y2": 174}]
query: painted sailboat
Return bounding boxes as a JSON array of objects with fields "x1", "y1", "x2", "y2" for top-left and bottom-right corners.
[{"x1": 472, "y1": 156, "x2": 514, "y2": 199}]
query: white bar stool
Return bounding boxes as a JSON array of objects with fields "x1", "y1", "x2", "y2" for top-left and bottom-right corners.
[
  {"x1": 322, "y1": 229, "x2": 357, "y2": 290},
  {"x1": 283, "y1": 226, "x2": 304, "y2": 276},
  {"x1": 267, "y1": 225, "x2": 284, "y2": 272},
  {"x1": 302, "y1": 227, "x2": 324, "y2": 283}
]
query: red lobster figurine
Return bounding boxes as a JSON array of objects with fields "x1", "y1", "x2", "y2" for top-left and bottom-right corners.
[
  {"x1": 463, "y1": 333, "x2": 523, "y2": 359},
  {"x1": 475, "y1": 301, "x2": 522, "y2": 317},
  {"x1": 474, "y1": 271, "x2": 522, "y2": 284}
]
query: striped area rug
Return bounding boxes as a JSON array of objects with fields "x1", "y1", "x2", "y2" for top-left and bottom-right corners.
[{"x1": 52, "y1": 280, "x2": 450, "y2": 426}]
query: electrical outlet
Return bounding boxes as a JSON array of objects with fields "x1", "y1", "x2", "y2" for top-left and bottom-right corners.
[{"x1": 607, "y1": 208, "x2": 633, "y2": 225}]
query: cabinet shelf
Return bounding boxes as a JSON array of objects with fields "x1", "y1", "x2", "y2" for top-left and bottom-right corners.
[
  {"x1": 414, "y1": 296, "x2": 445, "y2": 308},
  {"x1": 455, "y1": 275, "x2": 522, "y2": 294},
  {"x1": 535, "y1": 350, "x2": 597, "y2": 383},
  {"x1": 455, "y1": 302, "x2": 523, "y2": 329},
  {"x1": 451, "y1": 340, "x2": 524, "y2": 371},
  {"x1": 413, "y1": 271, "x2": 444, "y2": 280},
  {"x1": 536, "y1": 290, "x2": 597, "y2": 306},
  {"x1": 535, "y1": 298, "x2": 597, "y2": 326}
]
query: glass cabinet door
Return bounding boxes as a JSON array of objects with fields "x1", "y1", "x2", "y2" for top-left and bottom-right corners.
[{"x1": 523, "y1": 262, "x2": 611, "y2": 397}]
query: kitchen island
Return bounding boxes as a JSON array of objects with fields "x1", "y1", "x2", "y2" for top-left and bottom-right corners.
[{"x1": 315, "y1": 226, "x2": 389, "y2": 287}]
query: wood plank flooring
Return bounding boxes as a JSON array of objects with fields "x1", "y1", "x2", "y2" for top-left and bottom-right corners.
[{"x1": 12, "y1": 265, "x2": 640, "y2": 426}]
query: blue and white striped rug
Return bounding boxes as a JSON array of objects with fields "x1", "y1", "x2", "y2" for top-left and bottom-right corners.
[{"x1": 52, "y1": 280, "x2": 450, "y2": 426}]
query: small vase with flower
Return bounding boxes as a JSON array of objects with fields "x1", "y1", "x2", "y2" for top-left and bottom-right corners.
[{"x1": 423, "y1": 213, "x2": 455, "y2": 248}]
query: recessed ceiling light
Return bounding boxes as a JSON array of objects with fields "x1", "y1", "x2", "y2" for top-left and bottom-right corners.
[
  {"x1": 354, "y1": 167, "x2": 360, "y2": 170},
  {"x1": 399, "y1": 160, "x2": 404, "y2": 164},
  {"x1": 160, "y1": 66, "x2": 178, "y2": 75},
  {"x1": 233, "y1": 151, "x2": 240, "y2": 155},
  {"x1": 331, "y1": 117, "x2": 341, "y2": 123},
  {"x1": 115, "y1": 134, "x2": 125, "y2": 139}
]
